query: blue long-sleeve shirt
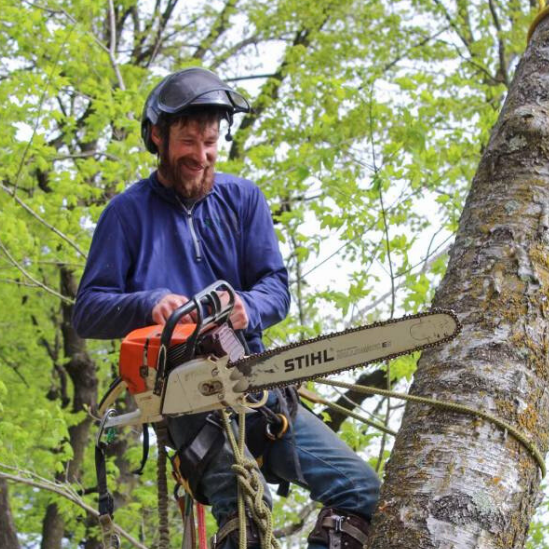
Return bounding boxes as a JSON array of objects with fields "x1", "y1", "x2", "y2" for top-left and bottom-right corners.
[{"x1": 72, "y1": 171, "x2": 290, "y2": 352}]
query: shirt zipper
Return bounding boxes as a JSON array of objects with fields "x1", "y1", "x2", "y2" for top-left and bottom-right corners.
[{"x1": 177, "y1": 198, "x2": 203, "y2": 262}]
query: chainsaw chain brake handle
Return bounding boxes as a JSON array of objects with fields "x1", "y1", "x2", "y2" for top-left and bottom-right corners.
[{"x1": 154, "y1": 280, "x2": 236, "y2": 396}]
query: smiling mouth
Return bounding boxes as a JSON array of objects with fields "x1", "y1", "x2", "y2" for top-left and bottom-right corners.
[{"x1": 180, "y1": 159, "x2": 208, "y2": 173}]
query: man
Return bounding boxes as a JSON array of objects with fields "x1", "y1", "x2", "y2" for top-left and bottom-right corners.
[{"x1": 73, "y1": 67, "x2": 380, "y2": 549}]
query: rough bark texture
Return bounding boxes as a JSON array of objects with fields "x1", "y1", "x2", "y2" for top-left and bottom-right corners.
[
  {"x1": 368, "y1": 17, "x2": 549, "y2": 549},
  {"x1": 0, "y1": 478, "x2": 20, "y2": 549}
]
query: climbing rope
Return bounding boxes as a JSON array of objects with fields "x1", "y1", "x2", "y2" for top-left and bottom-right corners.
[
  {"x1": 221, "y1": 410, "x2": 281, "y2": 549},
  {"x1": 316, "y1": 379, "x2": 546, "y2": 478},
  {"x1": 156, "y1": 428, "x2": 171, "y2": 549},
  {"x1": 528, "y1": 0, "x2": 549, "y2": 42},
  {"x1": 298, "y1": 386, "x2": 396, "y2": 436}
]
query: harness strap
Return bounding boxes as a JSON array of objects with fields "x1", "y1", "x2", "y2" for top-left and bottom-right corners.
[
  {"x1": 95, "y1": 442, "x2": 120, "y2": 549},
  {"x1": 171, "y1": 413, "x2": 225, "y2": 504},
  {"x1": 132, "y1": 423, "x2": 150, "y2": 475},
  {"x1": 174, "y1": 487, "x2": 197, "y2": 549},
  {"x1": 322, "y1": 516, "x2": 369, "y2": 548},
  {"x1": 307, "y1": 508, "x2": 371, "y2": 549},
  {"x1": 210, "y1": 514, "x2": 261, "y2": 548},
  {"x1": 98, "y1": 514, "x2": 120, "y2": 549},
  {"x1": 212, "y1": 516, "x2": 239, "y2": 546}
]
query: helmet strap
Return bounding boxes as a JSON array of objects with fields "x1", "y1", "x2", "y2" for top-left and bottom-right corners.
[{"x1": 224, "y1": 111, "x2": 234, "y2": 142}]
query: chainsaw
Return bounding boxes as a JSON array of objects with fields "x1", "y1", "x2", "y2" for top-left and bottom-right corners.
[
  {"x1": 97, "y1": 280, "x2": 461, "y2": 428},
  {"x1": 94, "y1": 280, "x2": 460, "y2": 548}
]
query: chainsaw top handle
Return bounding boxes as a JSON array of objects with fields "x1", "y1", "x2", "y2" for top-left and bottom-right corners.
[{"x1": 153, "y1": 280, "x2": 236, "y2": 396}]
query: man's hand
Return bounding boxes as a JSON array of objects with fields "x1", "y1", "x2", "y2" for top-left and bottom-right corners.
[
  {"x1": 153, "y1": 291, "x2": 248, "y2": 329},
  {"x1": 152, "y1": 293, "x2": 192, "y2": 325},
  {"x1": 219, "y1": 291, "x2": 249, "y2": 330}
]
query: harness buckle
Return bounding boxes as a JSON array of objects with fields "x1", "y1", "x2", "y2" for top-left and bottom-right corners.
[{"x1": 334, "y1": 515, "x2": 345, "y2": 533}]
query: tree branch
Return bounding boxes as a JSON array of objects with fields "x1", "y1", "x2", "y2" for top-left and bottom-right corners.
[
  {"x1": 210, "y1": 36, "x2": 261, "y2": 70},
  {"x1": 52, "y1": 150, "x2": 120, "y2": 162},
  {"x1": 273, "y1": 501, "x2": 317, "y2": 539},
  {"x1": 228, "y1": 26, "x2": 317, "y2": 160},
  {"x1": 432, "y1": 0, "x2": 473, "y2": 49},
  {"x1": 353, "y1": 243, "x2": 452, "y2": 319},
  {"x1": 27, "y1": 0, "x2": 127, "y2": 90},
  {"x1": 0, "y1": 183, "x2": 87, "y2": 259},
  {"x1": 0, "y1": 239, "x2": 74, "y2": 304},
  {"x1": 193, "y1": 0, "x2": 238, "y2": 60},
  {"x1": 487, "y1": 0, "x2": 510, "y2": 86},
  {"x1": 0, "y1": 278, "x2": 41, "y2": 288},
  {"x1": 107, "y1": 0, "x2": 126, "y2": 90},
  {"x1": 224, "y1": 72, "x2": 278, "y2": 82},
  {"x1": 10, "y1": 19, "x2": 76, "y2": 195},
  {"x1": 145, "y1": 0, "x2": 180, "y2": 67},
  {"x1": 0, "y1": 467, "x2": 149, "y2": 549}
]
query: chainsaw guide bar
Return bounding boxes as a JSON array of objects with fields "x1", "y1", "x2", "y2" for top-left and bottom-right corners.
[{"x1": 231, "y1": 309, "x2": 461, "y2": 392}]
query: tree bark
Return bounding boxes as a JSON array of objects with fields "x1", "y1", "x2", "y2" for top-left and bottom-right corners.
[
  {"x1": 41, "y1": 504, "x2": 65, "y2": 549},
  {"x1": 0, "y1": 478, "x2": 21, "y2": 549},
  {"x1": 368, "y1": 16, "x2": 549, "y2": 549},
  {"x1": 41, "y1": 268, "x2": 98, "y2": 549}
]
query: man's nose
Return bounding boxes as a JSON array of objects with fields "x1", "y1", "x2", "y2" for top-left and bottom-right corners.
[{"x1": 191, "y1": 144, "x2": 208, "y2": 165}]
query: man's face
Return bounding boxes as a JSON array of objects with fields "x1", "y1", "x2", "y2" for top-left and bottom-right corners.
[{"x1": 153, "y1": 118, "x2": 219, "y2": 199}]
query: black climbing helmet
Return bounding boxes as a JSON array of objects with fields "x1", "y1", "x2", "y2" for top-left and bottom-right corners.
[{"x1": 141, "y1": 67, "x2": 251, "y2": 154}]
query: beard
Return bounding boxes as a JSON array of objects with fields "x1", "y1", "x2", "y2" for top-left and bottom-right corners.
[{"x1": 158, "y1": 150, "x2": 215, "y2": 199}]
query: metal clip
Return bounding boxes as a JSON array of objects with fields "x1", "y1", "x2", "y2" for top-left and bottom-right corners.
[
  {"x1": 334, "y1": 515, "x2": 345, "y2": 533},
  {"x1": 96, "y1": 408, "x2": 117, "y2": 447}
]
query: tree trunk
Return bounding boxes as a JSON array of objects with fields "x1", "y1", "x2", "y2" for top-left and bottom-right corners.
[
  {"x1": 41, "y1": 268, "x2": 98, "y2": 549},
  {"x1": 368, "y1": 16, "x2": 549, "y2": 549},
  {"x1": 41, "y1": 504, "x2": 65, "y2": 549},
  {"x1": 0, "y1": 478, "x2": 20, "y2": 549}
]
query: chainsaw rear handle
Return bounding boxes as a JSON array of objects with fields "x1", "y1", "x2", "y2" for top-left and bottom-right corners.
[{"x1": 154, "y1": 280, "x2": 237, "y2": 395}]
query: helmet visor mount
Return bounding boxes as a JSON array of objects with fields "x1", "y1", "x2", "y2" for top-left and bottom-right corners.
[{"x1": 157, "y1": 69, "x2": 250, "y2": 117}]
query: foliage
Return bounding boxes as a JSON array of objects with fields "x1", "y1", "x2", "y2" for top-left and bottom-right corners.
[{"x1": 0, "y1": 0, "x2": 540, "y2": 546}]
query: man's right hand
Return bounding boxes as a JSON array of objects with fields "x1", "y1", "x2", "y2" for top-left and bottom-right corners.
[{"x1": 152, "y1": 293, "x2": 192, "y2": 325}]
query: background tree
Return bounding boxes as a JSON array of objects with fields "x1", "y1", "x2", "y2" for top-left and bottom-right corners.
[{"x1": 0, "y1": 0, "x2": 543, "y2": 547}]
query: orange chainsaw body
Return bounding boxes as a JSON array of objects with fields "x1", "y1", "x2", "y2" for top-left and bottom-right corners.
[{"x1": 119, "y1": 324, "x2": 196, "y2": 395}]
